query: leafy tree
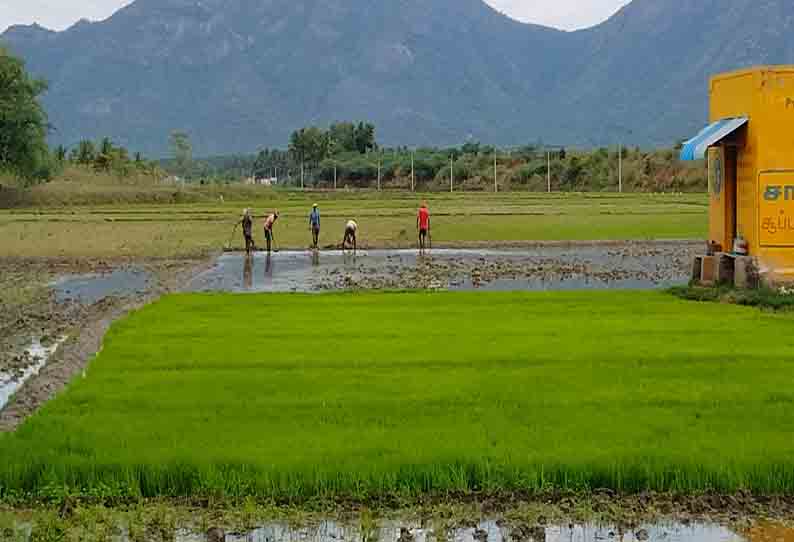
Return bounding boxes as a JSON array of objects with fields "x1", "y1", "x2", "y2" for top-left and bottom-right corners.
[
  {"x1": 0, "y1": 48, "x2": 51, "y2": 183},
  {"x1": 289, "y1": 127, "x2": 328, "y2": 164},
  {"x1": 53, "y1": 145, "x2": 67, "y2": 163},
  {"x1": 169, "y1": 130, "x2": 192, "y2": 175},
  {"x1": 353, "y1": 122, "x2": 376, "y2": 154},
  {"x1": 72, "y1": 139, "x2": 96, "y2": 164}
]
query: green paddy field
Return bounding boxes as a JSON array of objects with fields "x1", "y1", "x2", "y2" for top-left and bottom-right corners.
[
  {"x1": 2, "y1": 290, "x2": 794, "y2": 501},
  {"x1": 0, "y1": 191, "x2": 706, "y2": 258}
]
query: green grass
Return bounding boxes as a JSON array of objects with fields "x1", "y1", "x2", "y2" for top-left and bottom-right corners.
[
  {"x1": 0, "y1": 192, "x2": 707, "y2": 258},
  {"x1": 4, "y1": 290, "x2": 793, "y2": 501}
]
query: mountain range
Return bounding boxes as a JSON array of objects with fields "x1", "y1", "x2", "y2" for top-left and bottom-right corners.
[{"x1": 3, "y1": 0, "x2": 794, "y2": 156}]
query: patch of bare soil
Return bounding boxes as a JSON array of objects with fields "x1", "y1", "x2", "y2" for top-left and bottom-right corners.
[{"x1": 0, "y1": 257, "x2": 213, "y2": 432}]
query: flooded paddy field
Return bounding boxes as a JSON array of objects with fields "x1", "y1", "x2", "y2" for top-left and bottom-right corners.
[
  {"x1": 0, "y1": 258, "x2": 208, "y2": 432},
  {"x1": 1, "y1": 241, "x2": 697, "y2": 430},
  {"x1": 189, "y1": 242, "x2": 699, "y2": 293}
]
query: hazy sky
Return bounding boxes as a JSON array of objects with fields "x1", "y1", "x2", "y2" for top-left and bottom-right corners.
[{"x1": 0, "y1": 0, "x2": 631, "y2": 33}]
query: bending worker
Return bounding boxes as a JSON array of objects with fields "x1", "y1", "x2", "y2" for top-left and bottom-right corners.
[
  {"x1": 342, "y1": 219, "x2": 358, "y2": 252},
  {"x1": 309, "y1": 203, "x2": 321, "y2": 249},
  {"x1": 263, "y1": 210, "x2": 279, "y2": 253},
  {"x1": 417, "y1": 201, "x2": 431, "y2": 251}
]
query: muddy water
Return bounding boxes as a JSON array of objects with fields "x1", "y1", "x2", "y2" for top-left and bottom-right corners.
[
  {"x1": 210, "y1": 519, "x2": 743, "y2": 542},
  {"x1": 0, "y1": 336, "x2": 65, "y2": 410},
  {"x1": 3, "y1": 518, "x2": 753, "y2": 542},
  {"x1": 7, "y1": 518, "x2": 750, "y2": 542},
  {"x1": 188, "y1": 243, "x2": 698, "y2": 293},
  {"x1": 52, "y1": 267, "x2": 151, "y2": 305}
]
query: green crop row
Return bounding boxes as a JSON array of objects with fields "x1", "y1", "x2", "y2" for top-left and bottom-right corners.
[{"x1": 3, "y1": 291, "x2": 792, "y2": 501}]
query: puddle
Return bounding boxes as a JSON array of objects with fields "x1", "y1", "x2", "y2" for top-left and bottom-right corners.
[
  {"x1": 5, "y1": 518, "x2": 752, "y2": 542},
  {"x1": 0, "y1": 336, "x2": 66, "y2": 410},
  {"x1": 188, "y1": 243, "x2": 698, "y2": 293},
  {"x1": 51, "y1": 267, "x2": 151, "y2": 305},
  {"x1": 215, "y1": 520, "x2": 743, "y2": 542}
]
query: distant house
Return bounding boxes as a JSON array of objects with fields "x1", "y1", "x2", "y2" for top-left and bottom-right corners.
[{"x1": 245, "y1": 176, "x2": 278, "y2": 186}]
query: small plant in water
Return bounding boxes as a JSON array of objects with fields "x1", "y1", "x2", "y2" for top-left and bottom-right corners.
[
  {"x1": 29, "y1": 512, "x2": 67, "y2": 542},
  {"x1": 360, "y1": 507, "x2": 379, "y2": 542},
  {"x1": 146, "y1": 503, "x2": 177, "y2": 542}
]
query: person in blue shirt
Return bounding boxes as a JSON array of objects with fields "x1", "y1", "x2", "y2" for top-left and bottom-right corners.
[{"x1": 309, "y1": 203, "x2": 321, "y2": 249}]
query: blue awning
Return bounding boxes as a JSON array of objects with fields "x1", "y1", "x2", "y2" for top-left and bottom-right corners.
[{"x1": 680, "y1": 117, "x2": 748, "y2": 161}]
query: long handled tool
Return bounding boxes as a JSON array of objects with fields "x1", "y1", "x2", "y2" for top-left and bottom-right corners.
[{"x1": 226, "y1": 222, "x2": 239, "y2": 251}]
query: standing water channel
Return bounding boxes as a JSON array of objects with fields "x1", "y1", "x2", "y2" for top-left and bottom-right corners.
[
  {"x1": 188, "y1": 242, "x2": 700, "y2": 293},
  {"x1": 7, "y1": 516, "x2": 775, "y2": 542}
]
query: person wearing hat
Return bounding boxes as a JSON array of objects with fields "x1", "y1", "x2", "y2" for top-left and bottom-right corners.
[
  {"x1": 309, "y1": 203, "x2": 321, "y2": 249},
  {"x1": 241, "y1": 208, "x2": 254, "y2": 255},
  {"x1": 342, "y1": 219, "x2": 358, "y2": 252},
  {"x1": 263, "y1": 210, "x2": 279, "y2": 253}
]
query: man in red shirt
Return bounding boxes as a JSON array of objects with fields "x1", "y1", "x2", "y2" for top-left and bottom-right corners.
[{"x1": 417, "y1": 202, "x2": 431, "y2": 251}]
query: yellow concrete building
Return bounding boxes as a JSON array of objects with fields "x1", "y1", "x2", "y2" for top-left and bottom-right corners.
[{"x1": 681, "y1": 66, "x2": 794, "y2": 279}]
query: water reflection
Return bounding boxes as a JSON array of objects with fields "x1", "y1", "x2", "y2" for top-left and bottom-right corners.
[
  {"x1": 243, "y1": 254, "x2": 253, "y2": 290},
  {"x1": 206, "y1": 519, "x2": 744, "y2": 542},
  {"x1": 264, "y1": 253, "x2": 273, "y2": 280},
  {"x1": 188, "y1": 244, "x2": 698, "y2": 294}
]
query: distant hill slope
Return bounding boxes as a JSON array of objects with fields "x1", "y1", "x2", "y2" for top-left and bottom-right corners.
[{"x1": 3, "y1": 0, "x2": 794, "y2": 155}]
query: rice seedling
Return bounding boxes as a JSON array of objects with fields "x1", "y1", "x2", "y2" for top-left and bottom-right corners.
[{"x1": 2, "y1": 290, "x2": 792, "y2": 500}]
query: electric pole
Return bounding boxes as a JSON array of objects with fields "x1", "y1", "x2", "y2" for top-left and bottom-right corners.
[
  {"x1": 547, "y1": 151, "x2": 551, "y2": 193},
  {"x1": 411, "y1": 151, "x2": 415, "y2": 192},
  {"x1": 450, "y1": 156, "x2": 453, "y2": 193},
  {"x1": 618, "y1": 143, "x2": 623, "y2": 193},
  {"x1": 494, "y1": 153, "x2": 498, "y2": 193}
]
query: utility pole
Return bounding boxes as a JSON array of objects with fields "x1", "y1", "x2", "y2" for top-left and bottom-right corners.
[
  {"x1": 618, "y1": 143, "x2": 623, "y2": 193},
  {"x1": 300, "y1": 162, "x2": 304, "y2": 190},
  {"x1": 377, "y1": 160, "x2": 382, "y2": 191},
  {"x1": 450, "y1": 155, "x2": 454, "y2": 193},
  {"x1": 494, "y1": 152, "x2": 498, "y2": 193},
  {"x1": 411, "y1": 151, "x2": 415, "y2": 192},
  {"x1": 547, "y1": 151, "x2": 551, "y2": 193},
  {"x1": 334, "y1": 163, "x2": 338, "y2": 190}
]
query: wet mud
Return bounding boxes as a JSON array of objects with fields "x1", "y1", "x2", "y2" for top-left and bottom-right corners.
[
  {"x1": 4, "y1": 504, "x2": 792, "y2": 542},
  {"x1": 0, "y1": 258, "x2": 211, "y2": 432},
  {"x1": 191, "y1": 242, "x2": 700, "y2": 293},
  {"x1": 0, "y1": 336, "x2": 66, "y2": 410},
  {"x1": 186, "y1": 518, "x2": 740, "y2": 542}
]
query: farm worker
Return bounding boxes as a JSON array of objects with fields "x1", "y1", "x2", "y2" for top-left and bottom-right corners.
[
  {"x1": 263, "y1": 210, "x2": 279, "y2": 253},
  {"x1": 342, "y1": 219, "x2": 358, "y2": 251},
  {"x1": 309, "y1": 203, "x2": 321, "y2": 249},
  {"x1": 417, "y1": 201, "x2": 431, "y2": 251},
  {"x1": 241, "y1": 208, "x2": 254, "y2": 255}
]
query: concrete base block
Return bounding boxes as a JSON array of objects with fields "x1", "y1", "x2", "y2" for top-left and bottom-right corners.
[
  {"x1": 715, "y1": 253, "x2": 735, "y2": 285},
  {"x1": 734, "y1": 256, "x2": 758, "y2": 289},
  {"x1": 691, "y1": 256, "x2": 703, "y2": 283},
  {"x1": 700, "y1": 256, "x2": 717, "y2": 286}
]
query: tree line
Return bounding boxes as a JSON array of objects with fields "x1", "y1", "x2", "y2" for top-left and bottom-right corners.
[
  {"x1": 54, "y1": 138, "x2": 159, "y2": 176},
  {"x1": 1, "y1": 45, "x2": 705, "y2": 193}
]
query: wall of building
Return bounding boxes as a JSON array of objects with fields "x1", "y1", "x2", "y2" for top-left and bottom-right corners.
[{"x1": 709, "y1": 67, "x2": 794, "y2": 276}]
